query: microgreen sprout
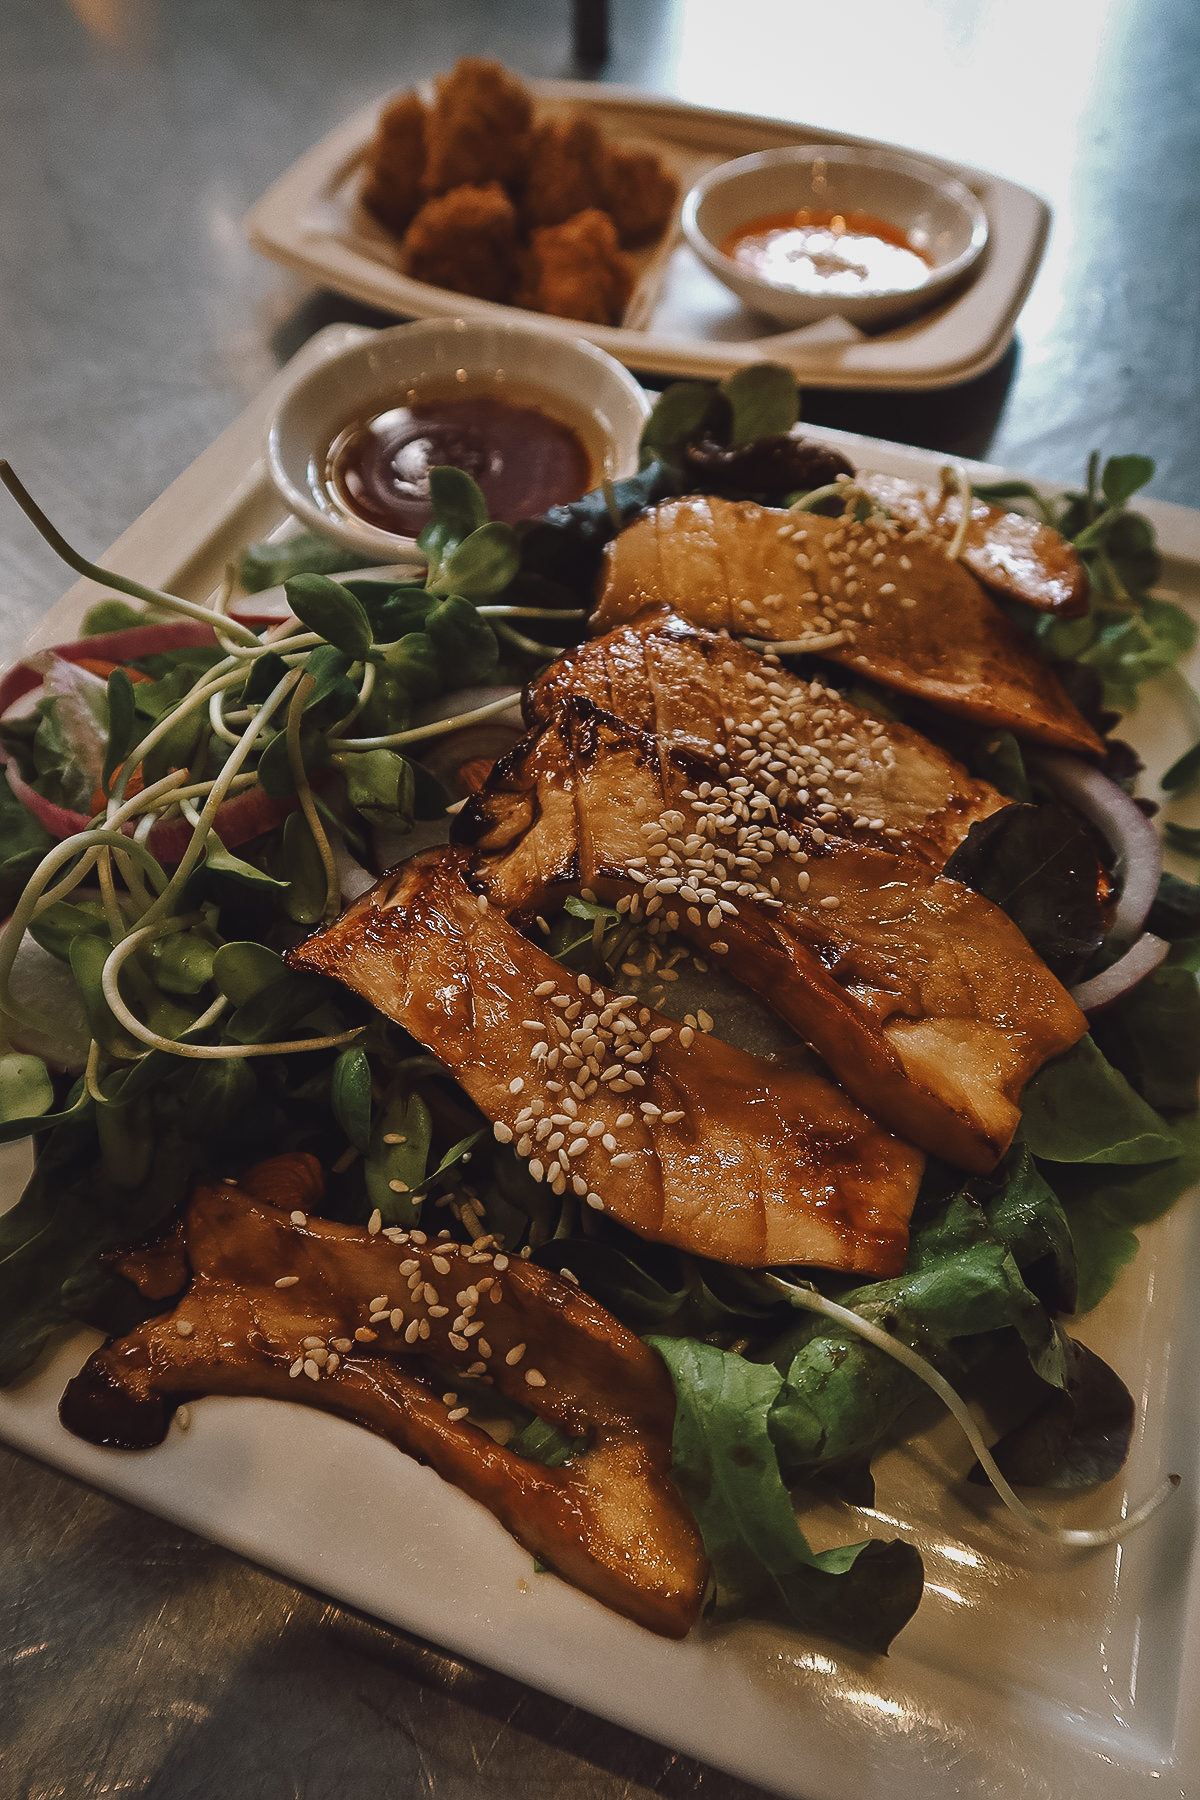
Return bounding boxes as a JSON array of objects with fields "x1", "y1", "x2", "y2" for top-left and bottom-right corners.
[{"x1": 761, "y1": 1274, "x2": 1180, "y2": 1547}]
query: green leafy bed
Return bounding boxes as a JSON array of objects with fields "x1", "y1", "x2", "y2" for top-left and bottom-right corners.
[{"x1": 1, "y1": 377, "x2": 1199, "y2": 1658}]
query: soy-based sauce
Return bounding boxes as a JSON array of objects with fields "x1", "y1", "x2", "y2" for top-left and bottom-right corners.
[{"x1": 327, "y1": 393, "x2": 592, "y2": 537}]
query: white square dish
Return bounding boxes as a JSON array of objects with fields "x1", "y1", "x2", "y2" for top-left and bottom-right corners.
[{"x1": 4, "y1": 326, "x2": 1200, "y2": 1800}]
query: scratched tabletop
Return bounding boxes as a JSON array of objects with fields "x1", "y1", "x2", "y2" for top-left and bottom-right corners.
[{"x1": 2, "y1": 2, "x2": 1199, "y2": 1796}]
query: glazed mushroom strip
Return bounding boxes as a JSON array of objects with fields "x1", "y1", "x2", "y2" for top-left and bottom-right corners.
[
  {"x1": 455, "y1": 698, "x2": 1087, "y2": 1173},
  {"x1": 592, "y1": 495, "x2": 1104, "y2": 757},
  {"x1": 852, "y1": 470, "x2": 1090, "y2": 616},
  {"x1": 59, "y1": 1153, "x2": 709, "y2": 1640},
  {"x1": 288, "y1": 847, "x2": 925, "y2": 1276},
  {"x1": 524, "y1": 608, "x2": 1009, "y2": 866}
]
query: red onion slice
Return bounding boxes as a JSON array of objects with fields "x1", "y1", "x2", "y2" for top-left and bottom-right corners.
[
  {"x1": 1070, "y1": 933, "x2": 1170, "y2": 1014},
  {"x1": 1028, "y1": 752, "x2": 1162, "y2": 943}
]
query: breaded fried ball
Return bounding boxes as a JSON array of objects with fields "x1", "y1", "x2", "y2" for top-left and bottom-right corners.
[
  {"x1": 360, "y1": 90, "x2": 428, "y2": 238},
  {"x1": 602, "y1": 146, "x2": 680, "y2": 249},
  {"x1": 423, "y1": 57, "x2": 532, "y2": 196},
  {"x1": 516, "y1": 208, "x2": 635, "y2": 326},
  {"x1": 404, "y1": 182, "x2": 519, "y2": 302},
  {"x1": 521, "y1": 113, "x2": 607, "y2": 229}
]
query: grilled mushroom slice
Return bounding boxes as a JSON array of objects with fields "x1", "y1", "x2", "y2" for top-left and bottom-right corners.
[
  {"x1": 594, "y1": 496, "x2": 1103, "y2": 757},
  {"x1": 289, "y1": 849, "x2": 924, "y2": 1275},
  {"x1": 526, "y1": 609, "x2": 1009, "y2": 865},
  {"x1": 60, "y1": 1153, "x2": 709, "y2": 1640},
  {"x1": 853, "y1": 471, "x2": 1089, "y2": 616},
  {"x1": 458, "y1": 700, "x2": 1087, "y2": 1172}
]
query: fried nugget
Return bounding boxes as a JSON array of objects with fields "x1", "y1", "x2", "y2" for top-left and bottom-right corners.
[
  {"x1": 423, "y1": 57, "x2": 532, "y2": 195},
  {"x1": 601, "y1": 145, "x2": 679, "y2": 248},
  {"x1": 516, "y1": 208, "x2": 635, "y2": 326},
  {"x1": 521, "y1": 113, "x2": 608, "y2": 229},
  {"x1": 404, "y1": 182, "x2": 519, "y2": 302},
  {"x1": 360, "y1": 90, "x2": 428, "y2": 238}
]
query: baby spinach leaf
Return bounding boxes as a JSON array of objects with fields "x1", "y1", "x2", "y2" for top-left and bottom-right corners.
[
  {"x1": 1101, "y1": 453, "x2": 1155, "y2": 507},
  {"x1": 1088, "y1": 964, "x2": 1200, "y2": 1113},
  {"x1": 212, "y1": 941, "x2": 285, "y2": 1006},
  {"x1": 1161, "y1": 737, "x2": 1200, "y2": 795},
  {"x1": 1147, "y1": 870, "x2": 1200, "y2": 939},
  {"x1": 0, "y1": 1078, "x2": 90, "y2": 1144},
  {"x1": 718, "y1": 364, "x2": 799, "y2": 446},
  {"x1": 0, "y1": 777, "x2": 53, "y2": 917},
  {"x1": 0, "y1": 1053, "x2": 54, "y2": 1126},
  {"x1": 151, "y1": 929, "x2": 217, "y2": 996},
  {"x1": 1048, "y1": 1112, "x2": 1200, "y2": 1312},
  {"x1": 28, "y1": 898, "x2": 109, "y2": 964},
  {"x1": 1020, "y1": 1036, "x2": 1181, "y2": 1164},
  {"x1": 0, "y1": 1094, "x2": 201, "y2": 1383},
  {"x1": 283, "y1": 574, "x2": 373, "y2": 660},
  {"x1": 224, "y1": 969, "x2": 337, "y2": 1045},
  {"x1": 239, "y1": 534, "x2": 371, "y2": 593},
  {"x1": 365, "y1": 1085, "x2": 432, "y2": 1227},
  {"x1": 424, "y1": 594, "x2": 499, "y2": 684},
  {"x1": 182, "y1": 1055, "x2": 256, "y2": 1137},
  {"x1": 967, "y1": 1334, "x2": 1133, "y2": 1491},
  {"x1": 429, "y1": 523, "x2": 520, "y2": 599},
  {"x1": 102, "y1": 667, "x2": 137, "y2": 792},
  {"x1": 1166, "y1": 821, "x2": 1200, "y2": 857},
  {"x1": 649, "y1": 1338, "x2": 924, "y2": 1654},
  {"x1": 513, "y1": 461, "x2": 684, "y2": 600},
  {"x1": 197, "y1": 828, "x2": 291, "y2": 895},
  {"x1": 942, "y1": 801, "x2": 1106, "y2": 982},
  {"x1": 81, "y1": 598, "x2": 151, "y2": 635},
  {"x1": 420, "y1": 466, "x2": 488, "y2": 557},
  {"x1": 68, "y1": 932, "x2": 143, "y2": 1060},
  {"x1": 331, "y1": 1046, "x2": 372, "y2": 1153},
  {"x1": 336, "y1": 747, "x2": 416, "y2": 829},
  {"x1": 638, "y1": 381, "x2": 716, "y2": 469}
]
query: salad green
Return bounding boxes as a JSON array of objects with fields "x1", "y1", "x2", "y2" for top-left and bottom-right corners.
[{"x1": 0, "y1": 382, "x2": 1198, "y2": 1656}]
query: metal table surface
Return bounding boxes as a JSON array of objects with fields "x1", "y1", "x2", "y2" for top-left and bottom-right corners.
[{"x1": 1, "y1": 2, "x2": 1198, "y2": 1796}]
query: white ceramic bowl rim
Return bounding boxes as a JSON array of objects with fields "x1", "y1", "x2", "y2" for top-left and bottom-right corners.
[
  {"x1": 683, "y1": 144, "x2": 989, "y2": 300},
  {"x1": 264, "y1": 317, "x2": 652, "y2": 562}
]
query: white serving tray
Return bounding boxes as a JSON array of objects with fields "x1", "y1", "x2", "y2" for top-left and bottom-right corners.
[
  {"x1": 244, "y1": 81, "x2": 1050, "y2": 390},
  {"x1": 5, "y1": 325, "x2": 1200, "y2": 1800}
]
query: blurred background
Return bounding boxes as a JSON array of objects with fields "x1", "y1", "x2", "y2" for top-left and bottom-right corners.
[{"x1": 2, "y1": 3, "x2": 1198, "y2": 1796}]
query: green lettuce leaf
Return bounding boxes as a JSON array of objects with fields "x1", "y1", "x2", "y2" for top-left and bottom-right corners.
[{"x1": 649, "y1": 1337, "x2": 924, "y2": 1654}]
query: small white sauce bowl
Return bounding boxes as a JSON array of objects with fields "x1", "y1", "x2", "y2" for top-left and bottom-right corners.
[
  {"x1": 682, "y1": 145, "x2": 989, "y2": 330},
  {"x1": 265, "y1": 317, "x2": 652, "y2": 564}
]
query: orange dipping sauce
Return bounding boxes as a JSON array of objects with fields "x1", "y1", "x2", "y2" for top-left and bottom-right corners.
[{"x1": 720, "y1": 208, "x2": 931, "y2": 296}]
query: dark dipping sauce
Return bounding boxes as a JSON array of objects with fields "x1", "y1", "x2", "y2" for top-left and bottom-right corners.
[{"x1": 327, "y1": 393, "x2": 593, "y2": 536}]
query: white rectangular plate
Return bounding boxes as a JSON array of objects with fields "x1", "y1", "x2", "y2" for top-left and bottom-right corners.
[
  {"x1": 4, "y1": 326, "x2": 1200, "y2": 1800},
  {"x1": 244, "y1": 81, "x2": 1050, "y2": 390}
]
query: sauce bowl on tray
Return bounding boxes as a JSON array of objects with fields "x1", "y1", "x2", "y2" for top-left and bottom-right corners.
[
  {"x1": 682, "y1": 145, "x2": 989, "y2": 330},
  {"x1": 265, "y1": 317, "x2": 651, "y2": 564}
]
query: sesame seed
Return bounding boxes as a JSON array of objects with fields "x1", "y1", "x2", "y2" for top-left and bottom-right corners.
[
  {"x1": 422, "y1": 1283, "x2": 439, "y2": 1306},
  {"x1": 586, "y1": 1192, "x2": 605, "y2": 1210},
  {"x1": 509, "y1": 1077, "x2": 524, "y2": 1094},
  {"x1": 506, "y1": 1342, "x2": 526, "y2": 1365},
  {"x1": 611, "y1": 1152, "x2": 635, "y2": 1168},
  {"x1": 492, "y1": 1254, "x2": 510, "y2": 1272},
  {"x1": 432, "y1": 1255, "x2": 451, "y2": 1275},
  {"x1": 383, "y1": 1132, "x2": 406, "y2": 1145},
  {"x1": 290, "y1": 1211, "x2": 307, "y2": 1226},
  {"x1": 289, "y1": 1359, "x2": 303, "y2": 1379},
  {"x1": 175, "y1": 1319, "x2": 194, "y2": 1338},
  {"x1": 331, "y1": 1338, "x2": 352, "y2": 1353},
  {"x1": 368, "y1": 1210, "x2": 382, "y2": 1235},
  {"x1": 405, "y1": 1319, "x2": 420, "y2": 1344},
  {"x1": 275, "y1": 1276, "x2": 299, "y2": 1289},
  {"x1": 524, "y1": 1369, "x2": 547, "y2": 1388},
  {"x1": 448, "y1": 1406, "x2": 470, "y2": 1423},
  {"x1": 390, "y1": 1307, "x2": 404, "y2": 1330},
  {"x1": 354, "y1": 1327, "x2": 377, "y2": 1343},
  {"x1": 304, "y1": 1359, "x2": 321, "y2": 1381},
  {"x1": 388, "y1": 1179, "x2": 410, "y2": 1194}
]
